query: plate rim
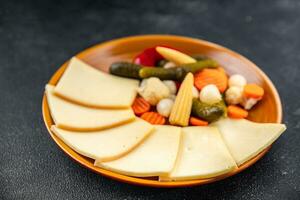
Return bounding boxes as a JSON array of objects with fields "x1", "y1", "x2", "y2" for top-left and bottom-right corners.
[{"x1": 42, "y1": 34, "x2": 282, "y2": 187}]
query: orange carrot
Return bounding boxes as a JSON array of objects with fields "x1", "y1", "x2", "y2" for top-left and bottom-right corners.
[
  {"x1": 189, "y1": 117, "x2": 208, "y2": 126},
  {"x1": 140, "y1": 112, "x2": 166, "y2": 125},
  {"x1": 132, "y1": 97, "x2": 151, "y2": 115},
  {"x1": 194, "y1": 68, "x2": 228, "y2": 93},
  {"x1": 216, "y1": 67, "x2": 226, "y2": 75},
  {"x1": 243, "y1": 84, "x2": 264, "y2": 99},
  {"x1": 227, "y1": 105, "x2": 248, "y2": 119}
]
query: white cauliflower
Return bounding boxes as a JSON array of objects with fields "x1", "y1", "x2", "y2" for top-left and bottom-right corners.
[
  {"x1": 163, "y1": 61, "x2": 176, "y2": 69},
  {"x1": 199, "y1": 84, "x2": 222, "y2": 104},
  {"x1": 163, "y1": 80, "x2": 177, "y2": 94},
  {"x1": 192, "y1": 86, "x2": 199, "y2": 98},
  {"x1": 241, "y1": 97, "x2": 259, "y2": 110},
  {"x1": 229, "y1": 74, "x2": 247, "y2": 88},
  {"x1": 138, "y1": 77, "x2": 170, "y2": 105},
  {"x1": 225, "y1": 86, "x2": 243, "y2": 105}
]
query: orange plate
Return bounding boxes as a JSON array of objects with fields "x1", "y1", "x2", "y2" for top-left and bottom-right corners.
[{"x1": 42, "y1": 35, "x2": 282, "y2": 187}]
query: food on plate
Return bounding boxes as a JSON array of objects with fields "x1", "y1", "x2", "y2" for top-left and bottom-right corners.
[
  {"x1": 191, "y1": 98, "x2": 226, "y2": 122},
  {"x1": 137, "y1": 77, "x2": 170, "y2": 105},
  {"x1": 51, "y1": 118, "x2": 153, "y2": 162},
  {"x1": 169, "y1": 73, "x2": 194, "y2": 126},
  {"x1": 45, "y1": 44, "x2": 287, "y2": 183},
  {"x1": 140, "y1": 112, "x2": 166, "y2": 125},
  {"x1": 199, "y1": 84, "x2": 222, "y2": 104},
  {"x1": 213, "y1": 118, "x2": 286, "y2": 166},
  {"x1": 227, "y1": 105, "x2": 248, "y2": 119},
  {"x1": 95, "y1": 125, "x2": 181, "y2": 177},
  {"x1": 156, "y1": 98, "x2": 174, "y2": 117},
  {"x1": 194, "y1": 68, "x2": 228, "y2": 93},
  {"x1": 160, "y1": 126, "x2": 237, "y2": 181},
  {"x1": 45, "y1": 84, "x2": 135, "y2": 131},
  {"x1": 156, "y1": 46, "x2": 196, "y2": 65},
  {"x1": 54, "y1": 57, "x2": 139, "y2": 108}
]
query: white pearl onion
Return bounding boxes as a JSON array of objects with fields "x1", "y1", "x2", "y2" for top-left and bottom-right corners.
[
  {"x1": 163, "y1": 62, "x2": 176, "y2": 69},
  {"x1": 199, "y1": 84, "x2": 222, "y2": 104},
  {"x1": 192, "y1": 86, "x2": 199, "y2": 98},
  {"x1": 228, "y1": 74, "x2": 247, "y2": 88},
  {"x1": 156, "y1": 98, "x2": 174, "y2": 117},
  {"x1": 163, "y1": 80, "x2": 177, "y2": 94}
]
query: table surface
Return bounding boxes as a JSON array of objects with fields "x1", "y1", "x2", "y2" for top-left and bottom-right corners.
[{"x1": 1, "y1": 0, "x2": 299, "y2": 199}]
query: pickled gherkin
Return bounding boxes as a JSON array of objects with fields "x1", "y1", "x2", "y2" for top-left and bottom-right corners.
[
  {"x1": 191, "y1": 99, "x2": 226, "y2": 122},
  {"x1": 139, "y1": 67, "x2": 186, "y2": 81},
  {"x1": 180, "y1": 59, "x2": 218, "y2": 73},
  {"x1": 109, "y1": 62, "x2": 141, "y2": 79}
]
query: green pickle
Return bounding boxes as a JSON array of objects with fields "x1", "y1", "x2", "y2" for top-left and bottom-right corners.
[
  {"x1": 191, "y1": 99, "x2": 226, "y2": 122},
  {"x1": 180, "y1": 59, "x2": 218, "y2": 73},
  {"x1": 109, "y1": 62, "x2": 141, "y2": 79},
  {"x1": 139, "y1": 67, "x2": 187, "y2": 81}
]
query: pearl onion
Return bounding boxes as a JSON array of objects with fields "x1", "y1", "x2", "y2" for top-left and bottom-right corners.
[
  {"x1": 225, "y1": 86, "x2": 243, "y2": 105},
  {"x1": 228, "y1": 74, "x2": 247, "y2": 88},
  {"x1": 199, "y1": 84, "x2": 222, "y2": 104},
  {"x1": 192, "y1": 86, "x2": 199, "y2": 98},
  {"x1": 163, "y1": 80, "x2": 177, "y2": 94},
  {"x1": 156, "y1": 98, "x2": 174, "y2": 117}
]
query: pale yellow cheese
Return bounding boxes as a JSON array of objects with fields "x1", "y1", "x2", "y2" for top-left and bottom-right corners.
[
  {"x1": 95, "y1": 125, "x2": 181, "y2": 177},
  {"x1": 213, "y1": 118, "x2": 286, "y2": 166},
  {"x1": 160, "y1": 126, "x2": 237, "y2": 181},
  {"x1": 45, "y1": 84, "x2": 135, "y2": 131},
  {"x1": 54, "y1": 57, "x2": 139, "y2": 108},
  {"x1": 51, "y1": 119, "x2": 153, "y2": 161}
]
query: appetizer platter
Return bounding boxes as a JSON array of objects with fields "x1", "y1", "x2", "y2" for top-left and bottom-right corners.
[{"x1": 42, "y1": 35, "x2": 286, "y2": 187}]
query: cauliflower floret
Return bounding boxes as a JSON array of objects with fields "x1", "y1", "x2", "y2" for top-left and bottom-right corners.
[
  {"x1": 229, "y1": 74, "x2": 247, "y2": 88},
  {"x1": 199, "y1": 84, "x2": 222, "y2": 104},
  {"x1": 192, "y1": 86, "x2": 199, "y2": 98},
  {"x1": 156, "y1": 98, "x2": 174, "y2": 117},
  {"x1": 163, "y1": 80, "x2": 177, "y2": 94},
  {"x1": 138, "y1": 77, "x2": 170, "y2": 105},
  {"x1": 225, "y1": 86, "x2": 243, "y2": 105},
  {"x1": 241, "y1": 97, "x2": 259, "y2": 110}
]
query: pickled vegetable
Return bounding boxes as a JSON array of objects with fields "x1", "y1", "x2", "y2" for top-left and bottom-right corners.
[
  {"x1": 139, "y1": 67, "x2": 187, "y2": 81},
  {"x1": 192, "y1": 55, "x2": 209, "y2": 61},
  {"x1": 109, "y1": 62, "x2": 141, "y2": 79},
  {"x1": 180, "y1": 59, "x2": 218, "y2": 73},
  {"x1": 156, "y1": 47, "x2": 196, "y2": 65},
  {"x1": 169, "y1": 73, "x2": 194, "y2": 126},
  {"x1": 191, "y1": 99, "x2": 226, "y2": 122}
]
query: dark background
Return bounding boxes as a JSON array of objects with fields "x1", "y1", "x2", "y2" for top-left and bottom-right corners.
[{"x1": 0, "y1": 0, "x2": 299, "y2": 199}]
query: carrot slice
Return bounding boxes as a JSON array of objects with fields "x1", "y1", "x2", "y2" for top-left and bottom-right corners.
[
  {"x1": 244, "y1": 84, "x2": 264, "y2": 99},
  {"x1": 132, "y1": 97, "x2": 151, "y2": 115},
  {"x1": 140, "y1": 112, "x2": 166, "y2": 125},
  {"x1": 227, "y1": 105, "x2": 248, "y2": 119},
  {"x1": 194, "y1": 68, "x2": 228, "y2": 93},
  {"x1": 189, "y1": 117, "x2": 208, "y2": 126}
]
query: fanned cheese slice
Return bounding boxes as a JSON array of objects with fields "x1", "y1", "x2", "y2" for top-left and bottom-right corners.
[
  {"x1": 160, "y1": 126, "x2": 237, "y2": 181},
  {"x1": 94, "y1": 125, "x2": 181, "y2": 177},
  {"x1": 213, "y1": 118, "x2": 286, "y2": 166},
  {"x1": 54, "y1": 57, "x2": 139, "y2": 108},
  {"x1": 51, "y1": 119, "x2": 153, "y2": 161},
  {"x1": 45, "y1": 84, "x2": 135, "y2": 131}
]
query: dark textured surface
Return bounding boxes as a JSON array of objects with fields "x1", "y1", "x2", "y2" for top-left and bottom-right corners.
[{"x1": 0, "y1": 0, "x2": 299, "y2": 199}]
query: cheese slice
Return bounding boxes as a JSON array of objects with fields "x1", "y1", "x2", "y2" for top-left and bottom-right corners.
[
  {"x1": 51, "y1": 119, "x2": 153, "y2": 161},
  {"x1": 45, "y1": 84, "x2": 135, "y2": 131},
  {"x1": 94, "y1": 125, "x2": 181, "y2": 177},
  {"x1": 213, "y1": 118, "x2": 286, "y2": 166},
  {"x1": 54, "y1": 57, "x2": 139, "y2": 108},
  {"x1": 160, "y1": 126, "x2": 237, "y2": 181}
]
